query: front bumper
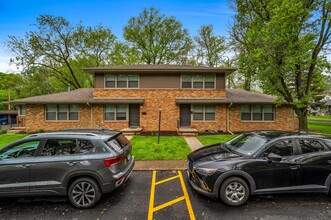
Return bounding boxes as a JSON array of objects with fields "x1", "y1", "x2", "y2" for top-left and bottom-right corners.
[{"x1": 187, "y1": 168, "x2": 217, "y2": 198}]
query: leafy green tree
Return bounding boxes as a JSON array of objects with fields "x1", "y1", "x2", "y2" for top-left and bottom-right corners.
[
  {"x1": 231, "y1": 0, "x2": 331, "y2": 130},
  {"x1": 123, "y1": 7, "x2": 193, "y2": 64},
  {"x1": 6, "y1": 15, "x2": 117, "y2": 89},
  {"x1": 194, "y1": 25, "x2": 228, "y2": 67}
]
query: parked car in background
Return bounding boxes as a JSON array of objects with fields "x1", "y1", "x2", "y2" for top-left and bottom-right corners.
[
  {"x1": 187, "y1": 131, "x2": 331, "y2": 206},
  {"x1": 0, "y1": 116, "x2": 8, "y2": 124},
  {"x1": 0, "y1": 128, "x2": 134, "y2": 208}
]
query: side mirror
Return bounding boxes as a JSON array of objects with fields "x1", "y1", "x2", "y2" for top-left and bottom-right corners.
[{"x1": 267, "y1": 153, "x2": 282, "y2": 163}]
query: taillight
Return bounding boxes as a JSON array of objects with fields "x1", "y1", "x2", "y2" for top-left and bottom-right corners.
[{"x1": 103, "y1": 155, "x2": 125, "y2": 167}]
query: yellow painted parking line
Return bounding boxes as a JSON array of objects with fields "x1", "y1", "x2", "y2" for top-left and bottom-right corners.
[
  {"x1": 178, "y1": 171, "x2": 196, "y2": 220},
  {"x1": 148, "y1": 170, "x2": 156, "y2": 220},
  {"x1": 155, "y1": 175, "x2": 180, "y2": 185},
  {"x1": 148, "y1": 170, "x2": 196, "y2": 220},
  {"x1": 153, "y1": 196, "x2": 185, "y2": 212}
]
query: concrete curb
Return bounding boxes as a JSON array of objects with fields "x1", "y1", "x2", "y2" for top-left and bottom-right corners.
[{"x1": 133, "y1": 160, "x2": 187, "y2": 171}]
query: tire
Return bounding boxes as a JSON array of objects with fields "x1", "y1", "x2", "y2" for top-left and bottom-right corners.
[
  {"x1": 220, "y1": 177, "x2": 249, "y2": 207},
  {"x1": 68, "y1": 177, "x2": 101, "y2": 208}
]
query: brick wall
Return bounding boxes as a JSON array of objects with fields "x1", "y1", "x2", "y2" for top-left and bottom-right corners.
[
  {"x1": 229, "y1": 104, "x2": 297, "y2": 132},
  {"x1": 24, "y1": 90, "x2": 297, "y2": 133}
]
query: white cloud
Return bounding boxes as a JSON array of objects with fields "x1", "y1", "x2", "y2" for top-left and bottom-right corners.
[{"x1": 0, "y1": 55, "x2": 21, "y2": 73}]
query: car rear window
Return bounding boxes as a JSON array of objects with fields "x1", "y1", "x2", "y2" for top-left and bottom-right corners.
[{"x1": 106, "y1": 138, "x2": 124, "y2": 152}]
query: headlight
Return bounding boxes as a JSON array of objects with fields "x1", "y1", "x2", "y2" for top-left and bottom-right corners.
[{"x1": 194, "y1": 167, "x2": 217, "y2": 176}]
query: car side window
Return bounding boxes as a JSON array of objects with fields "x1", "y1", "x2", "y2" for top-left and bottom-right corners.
[
  {"x1": 42, "y1": 139, "x2": 77, "y2": 156},
  {"x1": 78, "y1": 140, "x2": 95, "y2": 154},
  {"x1": 298, "y1": 139, "x2": 328, "y2": 154},
  {"x1": 0, "y1": 140, "x2": 40, "y2": 159},
  {"x1": 264, "y1": 140, "x2": 293, "y2": 157}
]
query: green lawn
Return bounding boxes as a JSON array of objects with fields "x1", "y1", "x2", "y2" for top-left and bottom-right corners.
[
  {"x1": 308, "y1": 121, "x2": 331, "y2": 135},
  {"x1": 308, "y1": 115, "x2": 331, "y2": 121},
  {"x1": 131, "y1": 136, "x2": 191, "y2": 160},
  {"x1": 0, "y1": 134, "x2": 30, "y2": 148},
  {"x1": 197, "y1": 134, "x2": 236, "y2": 146}
]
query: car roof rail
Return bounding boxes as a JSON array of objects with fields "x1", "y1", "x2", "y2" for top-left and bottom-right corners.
[{"x1": 26, "y1": 132, "x2": 100, "y2": 138}]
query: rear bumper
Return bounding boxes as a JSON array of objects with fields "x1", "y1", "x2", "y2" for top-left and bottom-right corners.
[{"x1": 101, "y1": 156, "x2": 135, "y2": 194}]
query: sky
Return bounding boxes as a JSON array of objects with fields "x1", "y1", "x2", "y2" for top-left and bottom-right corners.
[{"x1": 0, "y1": 0, "x2": 235, "y2": 73}]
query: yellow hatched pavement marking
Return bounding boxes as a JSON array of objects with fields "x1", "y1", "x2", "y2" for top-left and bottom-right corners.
[{"x1": 148, "y1": 170, "x2": 196, "y2": 220}]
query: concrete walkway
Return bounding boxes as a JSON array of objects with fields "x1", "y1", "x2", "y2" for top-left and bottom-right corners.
[{"x1": 184, "y1": 136, "x2": 203, "y2": 151}]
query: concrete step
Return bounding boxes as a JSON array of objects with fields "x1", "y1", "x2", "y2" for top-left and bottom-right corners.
[
  {"x1": 10, "y1": 127, "x2": 26, "y2": 130},
  {"x1": 7, "y1": 129, "x2": 26, "y2": 134}
]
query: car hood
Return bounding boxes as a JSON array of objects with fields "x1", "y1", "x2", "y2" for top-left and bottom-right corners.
[{"x1": 188, "y1": 144, "x2": 241, "y2": 163}]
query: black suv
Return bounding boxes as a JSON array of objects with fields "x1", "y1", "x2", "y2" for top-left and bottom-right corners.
[
  {"x1": 187, "y1": 131, "x2": 331, "y2": 206},
  {"x1": 0, "y1": 129, "x2": 135, "y2": 208}
]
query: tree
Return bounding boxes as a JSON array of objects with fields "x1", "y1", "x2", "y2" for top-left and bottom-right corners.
[
  {"x1": 6, "y1": 15, "x2": 117, "y2": 89},
  {"x1": 123, "y1": 7, "x2": 193, "y2": 64},
  {"x1": 194, "y1": 25, "x2": 228, "y2": 67},
  {"x1": 231, "y1": 0, "x2": 331, "y2": 130}
]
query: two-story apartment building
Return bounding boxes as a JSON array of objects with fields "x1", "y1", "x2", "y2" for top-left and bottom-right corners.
[{"x1": 9, "y1": 65, "x2": 298, "y2": 133}]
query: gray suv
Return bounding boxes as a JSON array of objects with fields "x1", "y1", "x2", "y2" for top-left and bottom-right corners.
[{"x1": 0, "y1": 129, "x2": 135, "y2": 208}]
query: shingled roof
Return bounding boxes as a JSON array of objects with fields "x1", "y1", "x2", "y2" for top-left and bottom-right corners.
[
  {"x1": 84, "y1": 64, "x2": 236, "y2": 76},
  {"x1": 8, "y1": 88, "x2": 277, "y2": 105}
]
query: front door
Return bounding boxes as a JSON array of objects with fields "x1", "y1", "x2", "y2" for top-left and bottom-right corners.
[
  {"x1": 180, "y1": 104, "x2": 191, "y2": 127},
  {"x1": 129, "y1": 104, "x2": 140, "y2": 128}
]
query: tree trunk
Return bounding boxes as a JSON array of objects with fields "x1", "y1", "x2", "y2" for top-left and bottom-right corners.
[
  {"x1": 294, "y1": 107, "x2": 308, "y2": 131},
  {"x1": 244, "y1": 72, "x2": 251, "y2": 91}
]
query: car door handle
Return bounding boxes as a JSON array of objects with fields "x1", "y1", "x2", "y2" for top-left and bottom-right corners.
[
  {"x1": 66, "y1": 162, "x2": 77, "y2": 166},
  {"x1": 290, "y1": 165, "x2": 300, "y2": 170},
  {"x1": 18, "y1": 164, "x2": 30, "y2": 168}
]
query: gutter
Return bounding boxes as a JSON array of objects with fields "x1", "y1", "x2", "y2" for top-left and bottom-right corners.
[{"x1": 226, "y1": 102, "x2": 234, "y2": 135}]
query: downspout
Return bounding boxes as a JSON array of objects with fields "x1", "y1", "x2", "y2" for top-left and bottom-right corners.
[{"x1": 226, "y1": 102, "x2": 234, "y2": 135}]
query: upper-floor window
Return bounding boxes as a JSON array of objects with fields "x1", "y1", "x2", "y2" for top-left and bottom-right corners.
[
  {"x1": 105, "y1": 74, "x2": 139, "y2": 88},
  {"x1": 241, "y1": 104, "x2": 274, "y2": 121},
  {"x1": 45, "y1": 104, "x2": 79, "y2": 121},
  {"x1": 104, "y1": 104, "x2": 127, "y2": 121},
  {"x1": 192, "y1": 105, "x2": 216, "y2": 121},
  {"x1": 181, "y1": 74, "x2": 215, "y2": 89}
]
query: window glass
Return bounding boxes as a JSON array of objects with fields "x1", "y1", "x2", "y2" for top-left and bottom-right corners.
[
  {"x1": 46, "y1": 104, "x2": 57, "y2": 120},
  {"x1": 42, "y1": 139, "x2": 76, "y2": 156},
  {"x1": 105, "y1": 104, "x2": 115, "y2": 121},
  {"x1": 264, "y1": 105, "x2": 274, "y2": 121},
  {"x1": 116, "y1": 105, "x2": 127, "y2": 120},
  {"x1": 78, "y1": 140, "x2": 95, "y2": 154},
  {"x1": 193, "y1": 105, "x2": 203, "y2": 120},
  {"x1": 193, "y1": 75, "x2": 203, "y2": 88},
  {"x1": 205, "y1": 105, "x2": 216, "y2": 120},
  {"x1": 204, "y1": 75, "x2": 215, "y2": 88},
  {"x1": 241, "y1": 105, "x2": 251, "y2": 120},
  {"x1": 264, "y1": 140, "x2": 293, "y2": 157},
  {"x1": 117, "y1": 74, "x2": 127, "y2": 88},
  {"x1": 0, "y1": 140, "x2": 39, "y2": 159},
  {"x1": 226, "y1": 134, "x2": 267, "y2": 156},
  {"x1": 106, "y1": 138, "x2": 124, "y2": 152},
  {"x1": 58, "y1": 104, "x2": 68, "y2": 120},
  {"x1": 181, "y1": 75, "x2": 192, "y2": 88},
  {"x1": 252, "y1": 105, "x2": 262, "y2": 121},
  {"x1": 299, "y1": 139, "x2": 328, "y2": 154},
  {"x1": 105, "y1": 74, "x2": 116, "y2": 81},
  {"x1": 69, "y1": 104, "x2": 79, "y2": 120}
]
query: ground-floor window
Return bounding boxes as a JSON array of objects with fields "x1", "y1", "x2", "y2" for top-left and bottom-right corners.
[
  {"x1": 241, "y1": 104, "x2": 274, "y2": 121},
  {"x1": 104, "y1": 104, "x2": 127, "y2": 121},
  {"x1": 192, "y1": 105, "x2": 215, "y2": 121},
  {"x1": 45, "y1": 104, "x2": 79, "y2": 121}
]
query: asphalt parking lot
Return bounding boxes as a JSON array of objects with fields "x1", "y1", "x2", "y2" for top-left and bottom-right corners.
[{"x1": 1, "y1": 171, "x2": 331, "y2": 220}]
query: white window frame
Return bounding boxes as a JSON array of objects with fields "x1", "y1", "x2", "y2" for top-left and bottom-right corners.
[
  {"x1": 45, "y1": 104, "x2": 79, "y2": 121},
  {"x1": 104, "y1": 74, "x2": 139, "y2": 89},
  {"x1": 191, "y1": 104, "x2": 216, "y2": 121},
  {"x1": 180, "y1": 74, "x2": 216, "y2": 89},
  {"x1": 240, "y1": 104, "x2": 275, "y2": 121},
  {"x1": 104, "y1": 104, "x2": 128, "y2": 121}
]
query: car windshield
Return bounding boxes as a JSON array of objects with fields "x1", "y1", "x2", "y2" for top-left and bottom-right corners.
[{"x1": 225, "y1": 133, "x2": 268, "y2": 156}]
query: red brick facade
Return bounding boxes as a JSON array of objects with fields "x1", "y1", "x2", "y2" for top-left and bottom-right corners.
[{"x1": 24, "y1": 90, "x2": 297, "y2": 133}]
